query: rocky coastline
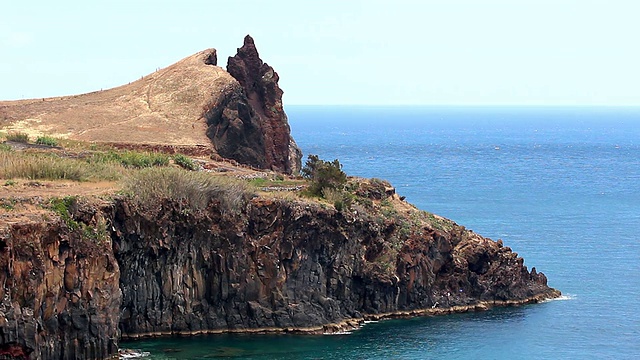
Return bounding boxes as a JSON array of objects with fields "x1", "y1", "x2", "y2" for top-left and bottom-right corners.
[
  {"x1": 0, "y1": 186, "x2": 559, "y2": 358},
  {"x1": 0, "y1": 36, "x2": 559, "y2": 359},
  {"x1": 119, "y1": 291, "x2": 557, "y2": 339}
]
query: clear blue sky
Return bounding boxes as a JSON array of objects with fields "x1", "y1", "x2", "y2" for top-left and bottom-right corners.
[{"x1": 1, "y1": 0, "x2": 638, "y2": 106}]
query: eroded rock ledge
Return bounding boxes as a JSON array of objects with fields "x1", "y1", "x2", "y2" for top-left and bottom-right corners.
[{"x1": 0, "y1": 186, "x2": 558, "y2": 359}]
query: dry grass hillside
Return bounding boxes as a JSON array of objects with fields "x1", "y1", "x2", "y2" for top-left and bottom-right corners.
[{"x1": 0, "y1": 49, "x2": 235, "y2": 148}]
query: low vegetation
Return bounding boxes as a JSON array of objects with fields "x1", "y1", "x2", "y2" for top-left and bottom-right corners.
[
  {"x1": 0, "y1": 139, "x2": 461, "y2": 284},
  {"x1": 300, "y1": 154, "x2": 351, "y2": 210},
  {"x1": 0, "y1": 144, "x2": 178, "y2": 182},
  {"x1": 5, "y1": 132, "x2": 29, "y2": 143},
  {"x1": 49, "y1": 196, "x2": 110, "y2": 244},
  {"x1": 49, "y1": 196, "x2": 79, "y2": 229},
  {"x1": 35, "y1": 136, "x2": 59, "y2": 147},
  {"x1": 3, "y1": 132, "x2": 59, "y2": 146},
  {"x1": 0, "y1": 143, "x2": 451, "y2": 246},
  {"x1": 123, "y1": 167, "x2": 252, "y2": 213},
  {"x1": 89, "y1": 150, "x2": 170, "y2": 168},
  {"x1": 0, "y1": 151, "x2": 122, "y2": 181},
  {"x1": 173, "y1": 154, "x2": 199, "y2": 171},
  {"x1": 248, "y1": 175, "x2": 302, "y2": 189},
  {"x1": 301, "y1": 155, "x2": 347, "y2": 197}
]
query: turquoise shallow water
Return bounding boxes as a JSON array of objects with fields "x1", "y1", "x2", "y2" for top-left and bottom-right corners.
[{"x1": 122, "y1": 106, "x2": 640, "y2": 359}]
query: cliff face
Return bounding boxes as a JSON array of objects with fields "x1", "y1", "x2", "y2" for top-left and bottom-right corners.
[
  {"x1": 205, "y1": 35, "x2": 302, "y2": 174},
  {"x1": 112, "y1": 190, "x2": 556, "y2": 337},
  {"x1": 0, "y1": 184, "x2": 558, "y2": 358},
  {"x1": 0, "y1": 201, "x2": 120, "y2": 359}
]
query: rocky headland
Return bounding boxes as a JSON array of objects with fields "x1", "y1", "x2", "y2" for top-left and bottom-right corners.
[
  {"x1": 0, "y1": 36, "x2": 559, "y2": 359},
  {"x1": 0, "y1": 35, "x2": 301, "y2": 175}
]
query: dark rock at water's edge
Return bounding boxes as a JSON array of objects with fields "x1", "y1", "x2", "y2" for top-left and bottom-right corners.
[
  {"x1": 113, "y1": 196, "x2": 558, "y2": 338},
  {"x1": 205, "y1": 35, "x2": 302, "y2": 175},
  {"x1": 0, "y1": 185, "x2": 558, "y2": 359}
]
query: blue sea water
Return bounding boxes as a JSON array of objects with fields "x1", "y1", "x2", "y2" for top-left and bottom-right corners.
[{"x1": 123, "y1": 106, "x2": 640, "y2": 359}]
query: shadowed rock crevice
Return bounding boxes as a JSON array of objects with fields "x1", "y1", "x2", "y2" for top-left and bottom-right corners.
[{"x1": 204, "y1": 84, "x2": 267, "y2": 169}]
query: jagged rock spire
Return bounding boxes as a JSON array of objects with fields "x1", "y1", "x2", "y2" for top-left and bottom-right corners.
[{"x1": 222, "y1": 35, "x2": 301, "y2": 174}]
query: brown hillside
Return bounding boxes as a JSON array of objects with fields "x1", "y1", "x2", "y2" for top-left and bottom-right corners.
[{"x1": 0, "y1": 49, "x2": 235, "y2": 148}]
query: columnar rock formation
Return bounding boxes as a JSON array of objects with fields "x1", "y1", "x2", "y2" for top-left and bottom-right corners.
[
  {"x1": 0, "y1": 186, "x2": 558, "y2": 358},
  {"x1": 114, "y1": 196, "x2": 556, "y2": 337}
]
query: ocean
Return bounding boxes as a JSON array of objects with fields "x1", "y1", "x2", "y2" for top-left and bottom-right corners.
[{"x1": 122, "y1": 106, "x2": 640, "y2": 359}]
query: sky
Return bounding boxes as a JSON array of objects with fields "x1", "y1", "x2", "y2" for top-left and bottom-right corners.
[{"x1": 1, "y1": 0, "x2": 639, "y2": 106}]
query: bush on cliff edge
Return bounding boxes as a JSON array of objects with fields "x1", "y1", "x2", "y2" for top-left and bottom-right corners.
[{"x1": 301, "y1": 154, "x2": 347, "y2": 197}]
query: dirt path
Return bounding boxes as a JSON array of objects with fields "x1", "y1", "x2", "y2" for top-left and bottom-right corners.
[
  {"x1": 0, "y1": 180, "x2": 119, "y2": 228},
  {"x1": 1, "y1": 180, "x2": 118, "y2": 199}
]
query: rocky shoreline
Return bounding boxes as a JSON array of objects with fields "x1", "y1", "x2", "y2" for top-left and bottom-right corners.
[
  {"x1": 120, "y1": 290, "x2": 560, "y2": 339},
  {"x1": 0, "y1": 36, "x2": 560, "y2": 359},
  {"x1": 0, "y1": 179, "x2": 561, "y2": 359}
]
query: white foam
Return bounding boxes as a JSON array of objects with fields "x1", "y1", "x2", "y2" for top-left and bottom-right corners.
[
  {"x1": 542, "y1": 294, "x2": 576, "y2": 302},
  {"x1": 119, "y1": 350, "x2": 150, "y2": 359},
  {"x1": 363, "y1": 320, "x2": 379, "y2": 324},
  {"x1": 323, "y1": 331, "x2": 352, "y2": 335}
]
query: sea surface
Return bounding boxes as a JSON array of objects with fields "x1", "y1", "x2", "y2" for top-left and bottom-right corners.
[{"x1": 122, "y1": 106, "x2": 640, "y2": 359}]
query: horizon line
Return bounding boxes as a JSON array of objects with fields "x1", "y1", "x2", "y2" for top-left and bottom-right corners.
[{"x1": 285, "y1": 104, "x2": 640, "y2": 108}]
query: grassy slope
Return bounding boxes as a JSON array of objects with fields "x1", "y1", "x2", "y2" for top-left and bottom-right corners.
[
  {"x1": 0, "y1": 49, "x2": 234, "y2": 147},
  {"x1": 0, "y1": 140, "x2": 448, "y2": 253}
]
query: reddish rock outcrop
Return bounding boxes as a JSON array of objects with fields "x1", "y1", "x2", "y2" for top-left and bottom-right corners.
[
  {"x1": 0, "y1": 201, "x2": 121, "y2": 359},
  {"x1": 205, "y1": 35, "x2": 302, "y2": 174}
]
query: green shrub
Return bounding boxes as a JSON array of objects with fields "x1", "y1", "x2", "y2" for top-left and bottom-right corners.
[
  {"x1": 0, "y1": 198, "x2": 16, "y2": 210},
  {"x1": 301, "y1": 154, "x2": 347, "y2": 197},
  {"x1": 173, "y1": 154, "x2": 199, "y2": 171},
  {"x1": 90, "y1": 150, "x2": 169, "y2": 168},
  {"x1": 49, "y1": 196, "x2": 110, "y2": 243},
  {"x1": 6, "y1": 132, "x2": 29, "y2": 143},
  {"x1": 50, "y1": 196, "x2": 79, "y2": 229},
  {"x1": 35, "y1": 136, "x2": 59, "y2": 146}
]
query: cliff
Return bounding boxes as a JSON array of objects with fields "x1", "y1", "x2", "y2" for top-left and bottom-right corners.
[
  {"x1": 0, "y1": 198, "x2": 120, "y2": 359},
  {"x1": 0, "y1": 176, "x2": 558, "y2": 358},
  {"x1": 0, "y1": 35, "x2": 558, "y2": 359},
  {"x1": 114, "y1": 191, "x2": 555, "y2": 337},
  {"x1": 0, "y1": 36, "x2": 301, "y2": 175}
]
